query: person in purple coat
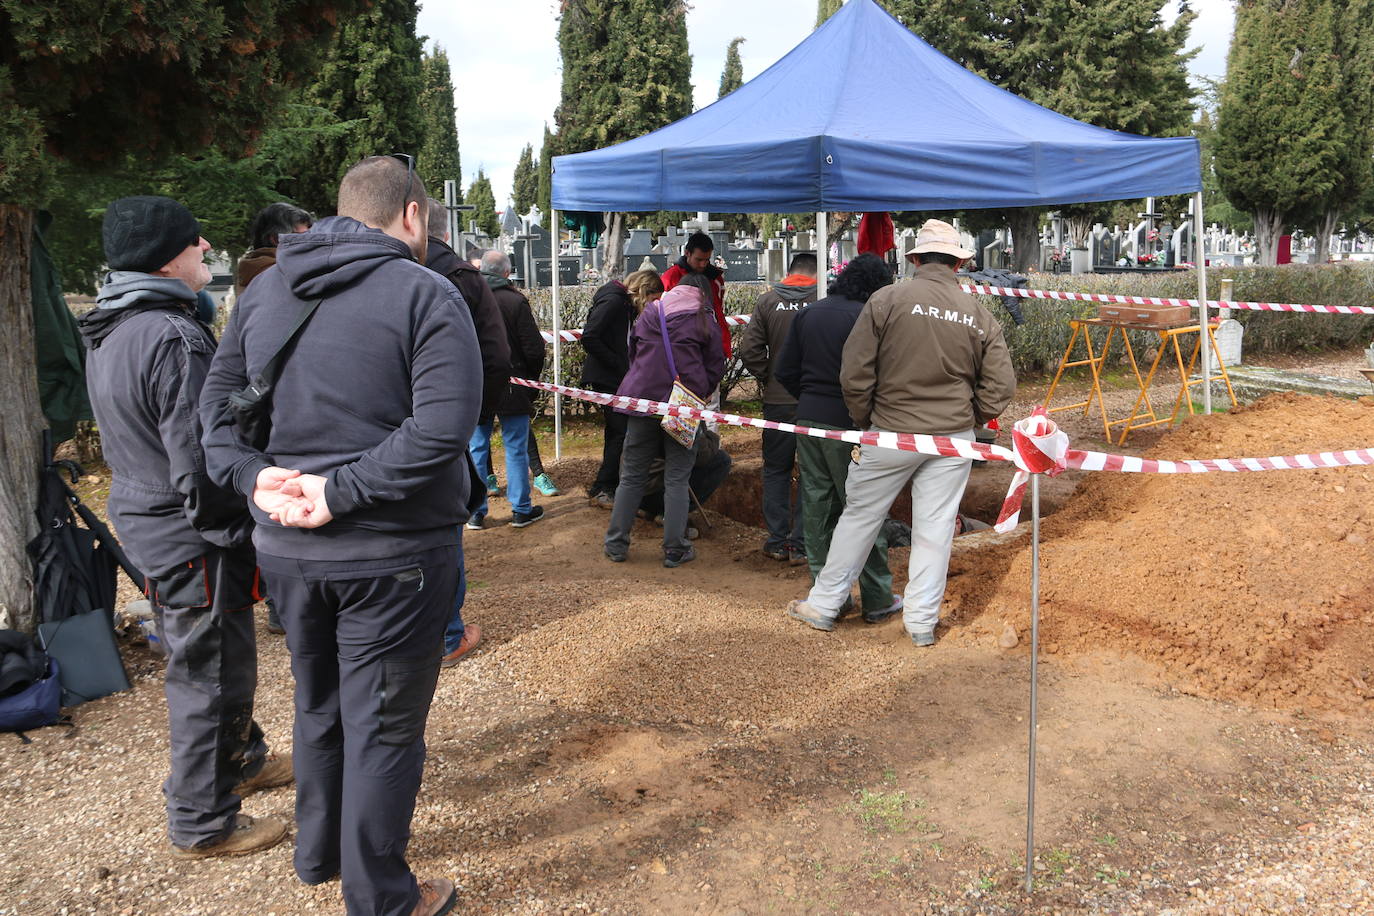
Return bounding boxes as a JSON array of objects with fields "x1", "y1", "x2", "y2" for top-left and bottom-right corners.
[{"x1": 603, "y1": 273, "x2": 725, "y2": 567}]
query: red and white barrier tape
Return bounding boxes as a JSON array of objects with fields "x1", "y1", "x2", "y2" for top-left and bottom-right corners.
[
  {"x1": 537, "y1": 288, "x2": 1374, "y2": 342},
  {"x1": 994, "y1": 408, "x2": 1070, "y2": 532},
  {"x1": 517, "y1": 376, "x2": 1374, "y2": 531},
  {"x1": 511, "y1": 377, "x2": 1011, "y2": 463},
  {"x1": 1062, "y1": 447, "x2": 1374, "y2": 474},
  {"x1": 960, "y1": 283, "x2": 1374, "y2": 315}
]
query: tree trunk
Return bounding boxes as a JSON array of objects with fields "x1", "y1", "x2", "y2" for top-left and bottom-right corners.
[
  {"x1": 0, "y1": 204, "x2": 45, "y2": 632},
  {"x1": 827, "y1": 212, "x2": 856, "y2": 248},
  {"x1": 1314, "y1": 209, "x2": 1339, "y2": 264},
  {"x1": 1008, "y1": 208, "x2": 1041, "y2": 274},
  {"x1": 1251, "y1": 208, "x2": 1285, "y2": 266},
  {"x1": 602, "y1": 211, "x2": 626, "y2": 280}
]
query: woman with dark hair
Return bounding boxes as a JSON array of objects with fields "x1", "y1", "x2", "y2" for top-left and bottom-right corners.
[
  {"x1": 235, "y1": 202, "x2": 314, "y2": 294},
  {"x1": 604, "y1": 271, "x2": 724, "y2": 567},
  {"x1": 774, "y1": 253, "x2": 902, "y2": 622}
]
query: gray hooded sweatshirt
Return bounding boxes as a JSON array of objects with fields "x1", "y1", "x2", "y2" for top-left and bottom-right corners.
[{"x1": 79, "y1": 272, "x2": 252, "y2": 579}]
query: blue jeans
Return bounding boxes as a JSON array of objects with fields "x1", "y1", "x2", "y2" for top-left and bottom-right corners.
[
  {"x1": 469, "y1": 413, "x2": 532, "y2": 515},
  {"x1": 443, "y1": 536, "x2": 467, "y2": 654}
]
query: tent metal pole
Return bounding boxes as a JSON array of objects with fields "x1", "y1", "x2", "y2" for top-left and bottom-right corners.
[
  {"x1": 551, "y1": 207, "x2": 563, "y2": 460},
  {"x1": 1194, "y1": 191, "x2": 1210, "y2": 415},
  {"x1": 816, "y1": 212, "x2": 828, "y2": 291},
  {"x1": 1024, "y1": 473, "x2": 1042, "y2": 894}
]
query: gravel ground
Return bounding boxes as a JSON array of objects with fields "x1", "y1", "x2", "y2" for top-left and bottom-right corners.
[{"x1": 3, "y1": 362, "x2": 1373, "y2": 914}]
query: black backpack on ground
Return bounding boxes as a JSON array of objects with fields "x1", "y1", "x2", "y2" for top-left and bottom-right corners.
[
  {"x1": 25, "y1": 435, "x2": 141, "y2": 707},
  {"x1": 0, "y1": 629, "x2": 65, "y2": 741}
]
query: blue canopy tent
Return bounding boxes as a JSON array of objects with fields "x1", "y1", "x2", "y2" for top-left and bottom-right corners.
[
  {"x1": 551, "y1": 0, "x2": 1201, "y2": 213},
  {"x1": 547, "y1": 0, "x2": 1210, "y2": 440},
  {"x1": 545, "y1": 3, "x2": 1211, "y2": 887}
]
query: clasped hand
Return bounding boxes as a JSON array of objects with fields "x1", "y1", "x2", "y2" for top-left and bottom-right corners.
[{"x1": 253, "y1": 467, "x2": 335, "y2": 529}]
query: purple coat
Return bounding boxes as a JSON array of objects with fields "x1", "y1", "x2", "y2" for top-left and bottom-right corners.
[{"x1": 614, "y1": 285, "x2": 726, "y2": 414}]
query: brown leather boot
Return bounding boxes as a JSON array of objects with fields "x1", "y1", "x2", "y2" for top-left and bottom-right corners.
[
  {"x1": 411, "y1": 877, "x2": 456, "y2": 916},
  {"x1": 440, "y1": 624, "x2": 483, "y2": 668},
  {"x1": 170, "y1": 814, "x2": 288, "y2": 859},
  {"x1": 234, "y1": 754, "x2": 294, "y2": 796}
]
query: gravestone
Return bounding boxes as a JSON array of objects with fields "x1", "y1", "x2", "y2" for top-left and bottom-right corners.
[
  {"x1": 1174, "y1": 222, "x2": 1193, "y2": 265},
  {"x1": 762, "y1": 247, "x2": 785, "y2": 283},
  {"x1": 511, "y1": 224, "x2": 551, "y2": 284},
  {"x1": 533, "y1": 256, "x2": 582, "y2": 287},
  {"x1": 794, "y1": 231, "x2": 813, "y2": 251},
  {"x1": 723, "y1": 248, "x2": 762, "y2": 282},
  {"x1": 709, "y1": 230, "x2": 732, "y2": 255},
  {"x1": 982, "y1": 238, "x2": 1005, "y2": 271},
  {"x1": 1130, "y1": 220, "x2": 1152, "y2": 261},
  {"x1": 1214, "y1": 319, "x2": 1244, "y2": 366},
  {"x1": 1090, "y1": 226, "x2": 1110, "y2": 266},
  {"x1": 658, "y1": 226, "x2": 684, "y2": 255},
  {"x1": 625, "y1": 228, "x2": 655, "y2": 258}
]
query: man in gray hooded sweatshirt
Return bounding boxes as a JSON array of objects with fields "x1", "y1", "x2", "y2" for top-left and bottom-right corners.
[{"x1": 79, "y1": 196, "x2": 291, "y2": 859}]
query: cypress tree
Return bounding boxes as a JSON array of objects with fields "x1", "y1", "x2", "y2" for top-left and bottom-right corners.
[
  {"x1": 816, "y1": 0, "x2": 843, "y2": 28},
  {"x1": 556, "y1": 0, "x2": 692, "y2": 154},
  {"x1": 279, "y1": 0, "x2": 427, "y2": 216},
  {"x1": 0, "y1": 0, "x2": 365, "y2": 630},
  {"x1": 556, "y1": 0, "x2": 693, "y2": 276},
  {"x1": 418, "y1": 47, "x2": 463, "y2": 203},
  {"x1": 719, "y1": 38, "x2": 746, "y2": 98},
  {"x1": 1215, "y1": 0, "x2": 1342, "y2": 264},
  {"x1": 537, "y1": 123, "x2": 554, "y2": 221},
  {"x1": 466, "y1": 169, "x2": 500, "y2": 237},
  {"x1": 1299, "y1": 0, "x2": 1374, "y2": 262},
  {"x1": 881, "y1": 0, "x2": 1196, "y2": 270},
  {"x1": 512, "y1": 144, "x2": 538, "y2": 216}
]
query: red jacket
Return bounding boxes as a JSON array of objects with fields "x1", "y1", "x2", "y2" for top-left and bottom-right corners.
[{"x1": 662, "y1": 259, "x2": 730, "y2": 358}]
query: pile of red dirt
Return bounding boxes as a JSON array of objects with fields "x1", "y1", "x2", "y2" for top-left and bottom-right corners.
[{"x1": 943, "y1": 392, "x2": 1374, "y2": 719}]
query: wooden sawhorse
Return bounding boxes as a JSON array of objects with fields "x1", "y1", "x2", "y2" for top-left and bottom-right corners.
[{"x1": 1044, "y1": 318, "x2": 1237, "y2": 444}]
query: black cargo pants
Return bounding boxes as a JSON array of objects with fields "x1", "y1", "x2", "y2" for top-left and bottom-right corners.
[
  {"x1": 148, "y1": 543, "x2": 269, "y2": 849},
  {"x1": 259, "y1": 545, "x2": 458, "y2": 916}
]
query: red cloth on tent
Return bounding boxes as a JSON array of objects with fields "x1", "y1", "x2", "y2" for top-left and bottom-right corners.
[{"x1": 857, "y1": 212, "x2": 895, "y2": 256}]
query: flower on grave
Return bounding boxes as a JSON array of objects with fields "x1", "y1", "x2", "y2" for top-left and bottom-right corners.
[
  {"x1": 579, "y1": 266, "x2": 601, "y2": 284},
  {"x1": 826, "y1": 259, "x2": 851, "y2": 282},
  {"x1": 1049, "y1": 248, "x2": 1067, "y2": 267},
  {"x1": 1137, "y1": 253, "x2": 1159, "y2": 266},
  {"x1": 1148, "y1": 228, "x2": 1160, "y2": 242}
]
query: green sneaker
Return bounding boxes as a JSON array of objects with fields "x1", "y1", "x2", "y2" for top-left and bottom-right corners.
[
  {"x1": 485, "y1": 474, "x2": 501, "y2": 497},
  {"x1": 532, "y1": 473, "x2": 560, "y2": 496}
]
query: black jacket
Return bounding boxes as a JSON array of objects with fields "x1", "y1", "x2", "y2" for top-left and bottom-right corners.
[
  {"x1": 79, "y1": 273, "x2": 252, "y2": 579},
  {"x1": 199, "y1": 216, "x2": 483, "y2": 560},
  {"x1": 425, "y1": 237, "x2": 512, "y2": 415},
  {"x1": 580, "y1": 280, "x2": 634, "y2": 393},
  {"x1": 484, "y1": 275, "x2": 546, "y2": 416},
  {"x1": 774, "y1": 293, "x2": 868, "y2": 429}
]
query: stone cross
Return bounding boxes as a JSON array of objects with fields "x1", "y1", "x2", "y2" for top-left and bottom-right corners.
[{"x1": 1136, "y1": 197, "x2": 1164, "y2": 255}]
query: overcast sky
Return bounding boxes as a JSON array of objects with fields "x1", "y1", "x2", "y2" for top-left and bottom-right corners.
[{"x1": 418, "y1": 0, "x2": 1235, "y2": 208}]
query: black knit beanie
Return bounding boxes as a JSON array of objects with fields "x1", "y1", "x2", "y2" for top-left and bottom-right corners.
[{"x1": 102, "y1": 196, "x2": 202, "y2": 273}]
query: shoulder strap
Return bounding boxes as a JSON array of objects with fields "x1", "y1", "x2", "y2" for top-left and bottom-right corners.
[
  {"x1": 257, "y1": 297, "x2": 323, "y2": 388},
  {"x1": 656, "y1": 302, "x2": 680, "y2": 380}
]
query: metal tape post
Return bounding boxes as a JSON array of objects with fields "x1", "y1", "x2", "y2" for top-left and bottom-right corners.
[{"x1": 1025, "y1": 473, "x2": 1042, "y2": 894}]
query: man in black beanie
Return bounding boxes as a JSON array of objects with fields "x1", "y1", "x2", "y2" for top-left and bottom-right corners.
[{"x1": 78, "y1": 195, "x2": 292, "y2": 859}]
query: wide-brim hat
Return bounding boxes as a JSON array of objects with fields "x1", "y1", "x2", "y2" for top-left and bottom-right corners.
[{"x1": 906, "y1": 218, "x2": 975, "y2": 259}]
